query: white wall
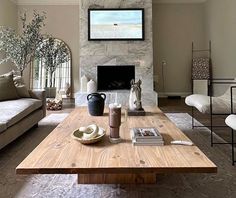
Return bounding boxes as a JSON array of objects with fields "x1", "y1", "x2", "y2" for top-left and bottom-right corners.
[
  {"x1": 17, "y1": 5, "x2": 80, "y2": 93},
  {"x1": 205, "y1": 0, "x2": 236, "y2": 78},
  {"x1": 0, "y1": 0, "x2": 18, "y2": 74},
  {"x1": 4, "y1": 1, "x2": 235, "y2": 97},
  {"x1": 153, "y1": 3, "x2": 206, "y2": 96}
]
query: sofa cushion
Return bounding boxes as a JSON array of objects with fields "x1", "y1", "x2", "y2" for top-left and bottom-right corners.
[
  {"x1": 0, "y1": 98, "x2": 42, "y2": 133},
  {"x1": 13, "y1": 76, "x2": 31, "y2": 98},
  {"x1": 0, "y1": 74, "x2": 19, "y2": 101},
  {"x1": 0, "y1": 72, "x2": 30, "y2": 98}
]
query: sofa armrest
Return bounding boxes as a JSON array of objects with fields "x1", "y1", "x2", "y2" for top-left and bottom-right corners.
[{"x1": 29, "y1": 90, "x2": 46, "y2": 117}]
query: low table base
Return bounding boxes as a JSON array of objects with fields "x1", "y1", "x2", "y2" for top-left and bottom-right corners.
[{"x1": 78, "y1": 173, "x2": 157, "y2": 184}]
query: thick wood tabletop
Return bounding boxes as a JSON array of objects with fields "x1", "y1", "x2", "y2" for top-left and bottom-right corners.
[{"x1": 16, "y1": 107, "x2": 217, "y2": 175}]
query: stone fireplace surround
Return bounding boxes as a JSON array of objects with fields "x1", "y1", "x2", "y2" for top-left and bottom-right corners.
[{"x1": 75, "y1": 0, "x2": 157, "y2": 107}]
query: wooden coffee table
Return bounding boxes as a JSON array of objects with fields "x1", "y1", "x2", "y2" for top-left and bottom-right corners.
[{"x1": 16, "y1": 107, "x2": 217, "y2": 184}]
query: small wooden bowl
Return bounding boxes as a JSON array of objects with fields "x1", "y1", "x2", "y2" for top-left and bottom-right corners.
[{"x1": 71, "y1": 128, "x2": 106, "y2": 145}]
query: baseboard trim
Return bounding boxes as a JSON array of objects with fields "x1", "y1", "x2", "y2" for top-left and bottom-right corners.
[{"x1": 158, "y1": 92, "x2": 191, "y2": 98}]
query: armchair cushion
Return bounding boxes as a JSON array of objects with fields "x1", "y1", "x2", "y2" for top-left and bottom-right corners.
[
  {"x1": 225, "y1": 115, "x2": 236, "y2": 130},
  {"x1": 185, "y1": 94, "x2": 236, "y2": 114}
]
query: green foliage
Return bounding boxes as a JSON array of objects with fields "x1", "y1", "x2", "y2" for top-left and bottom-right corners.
[
  {"x1": 35, "y1": 37, "x2": 70, "y2": 87},
  {"x1": 0, "y1": 11, "x2": 46, "y2": 74}
]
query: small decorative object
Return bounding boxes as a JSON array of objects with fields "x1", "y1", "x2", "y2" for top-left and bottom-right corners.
[
  {"x1": 46, "y1": 99, "x2": 63, "y2": 111},
  {"x1": 71, "y1": 124, "x2": 105, "y2": 145},
  {"x1": 65, "y1": 82, "x2": 71, "y2": 98},
  {"x1": 81, "y1": 75, "x2": 88, "y2": 92},
  {"x1": 130, "y1": 128, "x2": 164, "y2": 146},
  {"x1": 128, "y1": 79, "x2": 145, "y2": 116},
  {"x1": 109, "y1": 103, "x2": 127, "y2": 143},
  {"x1": 87, "y1": 93, "x2": 106, "y2": 116},
  {"x1": 0, "y1": 11, "x2": 46, "y2": 76},
  {"x1": 87, "y1": 79, "x2": 97, "y2": 94},
  {"x1": 46, "y1": 91, "x2": 63, "y2": 111}
]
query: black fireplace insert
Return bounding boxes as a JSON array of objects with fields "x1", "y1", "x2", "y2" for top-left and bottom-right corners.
[{"x1": 97, "y1": 65, "x2": 135, "y2": 91}]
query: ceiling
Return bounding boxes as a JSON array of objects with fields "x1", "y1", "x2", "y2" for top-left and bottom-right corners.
[{"x1": 13, "y1": 0, "x2": 207, "y2": 5}]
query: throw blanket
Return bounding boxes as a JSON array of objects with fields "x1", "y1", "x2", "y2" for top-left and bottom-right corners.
[{"x1": 192, "y1": 57, "x2": 211, "y2": 80}]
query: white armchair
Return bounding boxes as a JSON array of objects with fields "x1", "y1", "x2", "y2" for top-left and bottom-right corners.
[
  {"x1": 225, "y1": 114, "x2": 236, "y2": 165},
  {"x1": 185, "y1": 79, "x2": 236, "y2": 147},
  {"x1": 226, "y1": 115, "x2": 236, "y2": 131}
]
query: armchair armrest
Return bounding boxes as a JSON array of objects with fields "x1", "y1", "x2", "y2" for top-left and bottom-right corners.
[{"x1": 29, "y1": 90, "x2": 46, "y2": 117}]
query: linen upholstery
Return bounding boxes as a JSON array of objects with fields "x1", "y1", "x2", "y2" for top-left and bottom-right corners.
[
  {"x1": 185, "y1": 83, "x2": 236, "y2": 114},
  {"x1": 225, "y1": 115, "x2": 236, "y2": 131},
  {"x1": 0, "y1": 89, "x2": 46, "y2": 150},
  {"x1": 13, "y1": 76, "x2": 30, "y2": 98},
  {"x1": 185, "y1": 94, "x2": 236, "y2": 114},
  {"x1": 0, "y1": 71, "x2": 30, "y2": 98},
  {"x1": 0, "y1": 122, "x2": 7, "y2": 134},
  {"x1": 0, "y1": 110, "x2": 43, "y2": 150},
  {"x1": 0, "y1": 98, "x2": 42, "y2": 133},
  {"x1": 0, "y1": 74, "x2": 19, "y2": 101},
  {"x1": 29, "y1": 90, "x2": 46, "y2": 117}
]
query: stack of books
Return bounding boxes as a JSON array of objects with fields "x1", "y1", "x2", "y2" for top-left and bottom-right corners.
[{"x1": 130, "y1": 127, "x2": 164, "y2": 146}]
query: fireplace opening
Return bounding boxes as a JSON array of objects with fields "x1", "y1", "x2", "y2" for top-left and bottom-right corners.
[{"x1": 97, "y1": 65, "x2": 135, "y2": 91}]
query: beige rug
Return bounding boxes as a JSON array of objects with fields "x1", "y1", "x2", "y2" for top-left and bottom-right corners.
[
  {"x1": 39, "y1": 113, "x2": 69, "y2": 126},
  {"x1": 0, "y1": 113, "x2": 235, "y2": 198}
]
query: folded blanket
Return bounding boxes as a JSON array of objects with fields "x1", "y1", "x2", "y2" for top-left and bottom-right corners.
[{"x1": 192, "y1": 57, "x2": 211, "y2": 80}]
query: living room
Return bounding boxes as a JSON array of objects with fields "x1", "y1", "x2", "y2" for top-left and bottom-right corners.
[{"x1": 0, "y1": 0, "x2": 235, "y2": 197}]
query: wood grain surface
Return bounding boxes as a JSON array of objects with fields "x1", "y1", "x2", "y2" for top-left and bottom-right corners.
[{"x1": 16, "y1": 107, "x2": 217, "y2": 177}]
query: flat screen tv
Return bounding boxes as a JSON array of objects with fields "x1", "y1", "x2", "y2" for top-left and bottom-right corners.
[{"x1": 88, "y1": 8, "x2": 145, "y2": 41}]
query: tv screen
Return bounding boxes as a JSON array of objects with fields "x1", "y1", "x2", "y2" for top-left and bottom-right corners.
[{"x1": 88, "y1": 8, "x2": 145, "y2": 41}]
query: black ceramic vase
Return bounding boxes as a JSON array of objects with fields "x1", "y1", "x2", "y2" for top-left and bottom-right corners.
[{"x1": 87, "y1": 93, "x2": 106, "y2": 116}]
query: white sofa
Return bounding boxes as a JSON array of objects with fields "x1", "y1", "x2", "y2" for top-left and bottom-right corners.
[{"x1": 0, "y1": 90, "x2": 46, "y2": 150}]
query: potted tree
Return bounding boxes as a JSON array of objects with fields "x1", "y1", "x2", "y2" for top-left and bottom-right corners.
[
  {"x1": 35, "y1": 37, "x2": 70, "y2": 98},
  {"x1": 0, "y1": 11, "x2": 46, "y2": 76}
]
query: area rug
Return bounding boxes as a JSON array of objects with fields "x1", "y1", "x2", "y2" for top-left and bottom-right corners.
[
  {"x1": 0, "y1": 113, "x2": 235, "y2": 198},
  {"x1": 39, "y1": 113, "x2": 69, "y2": 126}
]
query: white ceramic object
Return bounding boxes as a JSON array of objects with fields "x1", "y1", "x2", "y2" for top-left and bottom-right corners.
[
  {"x1": 71, "y1": 127, "x2": 106, "y2": 145},
  {"x1": 87, "y1": 80, "x2": 97, "y2": 94},
  {"x1": 81, "y1": 75, "x2": 88, "y2": 93}
]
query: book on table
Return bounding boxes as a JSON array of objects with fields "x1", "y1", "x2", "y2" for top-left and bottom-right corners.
[{"x1": 130, "y1": 127, "x2": 164, "y2": 146}]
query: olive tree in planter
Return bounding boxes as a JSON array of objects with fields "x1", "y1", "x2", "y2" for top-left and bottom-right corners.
[
  {"x1": 0, "y1": 11, "x2": 46, "y2": 76},
  {"x1": 35, "y1": 37, "x2": 70, "y2": 98}
]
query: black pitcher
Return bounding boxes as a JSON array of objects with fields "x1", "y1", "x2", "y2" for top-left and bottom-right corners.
[{"x1": 87, "y1": 93, "x2": 106, "y2": 116}]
